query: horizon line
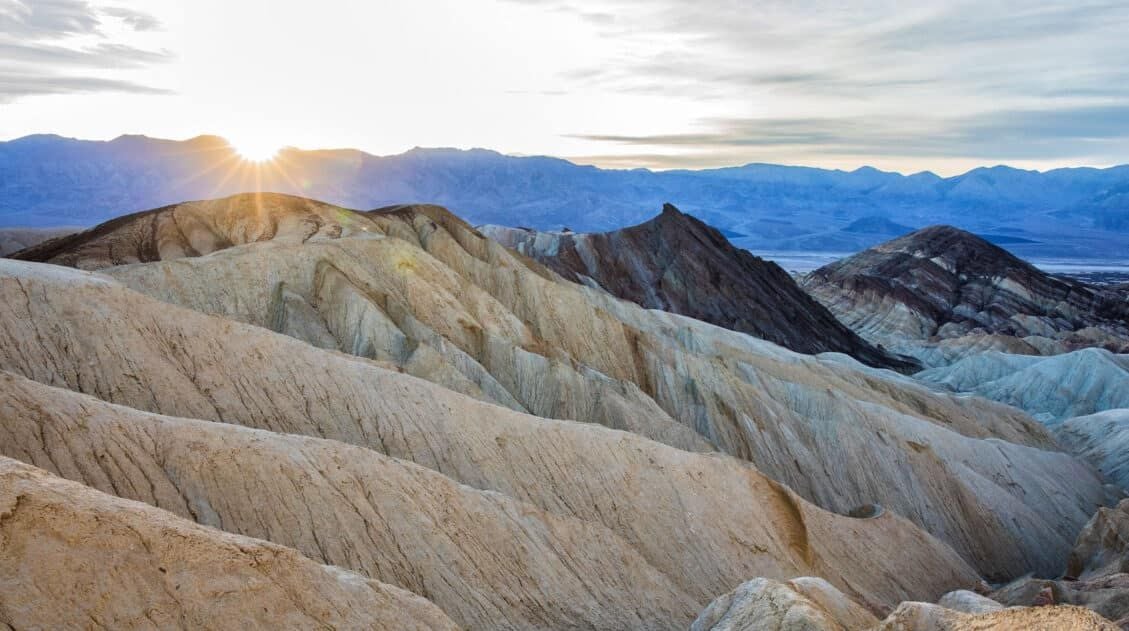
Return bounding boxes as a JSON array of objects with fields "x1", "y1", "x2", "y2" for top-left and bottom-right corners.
[{"x1": 3, "y1": 131, "x2": 1127, "y2": 179}]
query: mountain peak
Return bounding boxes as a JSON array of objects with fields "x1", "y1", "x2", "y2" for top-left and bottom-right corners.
[
  {"x1": 889, "y1": 224, "x2": 1021, "y2": 268},
  {"x1": 803, "y1": 224, "x2": 1126, "y2": 355},
  {"x1": 482, "y1": 205, "x2": 912, "y2": 369}
]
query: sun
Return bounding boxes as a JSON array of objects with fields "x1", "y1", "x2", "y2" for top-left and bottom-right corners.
[{"x1": 228, "y1": 135, "x2": 282, "y2": 162}]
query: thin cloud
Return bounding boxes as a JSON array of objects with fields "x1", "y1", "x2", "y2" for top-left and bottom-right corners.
[
  {"x1": 0, "y1": 0, "x2": 171, "y2": 101},
  {"x1": 0, "y1": 41, "x2": 172, "y2": 67},
  {"x1": 0, "y1": 72, "x2": 172, "y2": 102},
  {"x1": 100, "y1": 6, "x2": 161, "y2": 31},
  {"x1": 572, "y1": 105, "x2": 1129, "y2": 163}
]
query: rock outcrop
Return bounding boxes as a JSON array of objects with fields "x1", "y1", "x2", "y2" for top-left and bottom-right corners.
[
  {"x1": 0, "y1": 456, "x2": 460, "y2": 631},
  {"x1": 935, "y1": 590, "x2": 1005, "y2": 614},
  {"x1": 803, "y1": 225, "x2": 1129, "y2": 366},
  {"x1": 989, "y1": 501, "x2": 1129, "y2": 626},
  {"x1": 0, "y1": 195, "x2": 1114, "y2": 582},
  {"x1": 876, "y1": 602, "x2": 1116, "y2": 630},
  {"x1": 1068, "y1": 499, "x2": 1129, "y2": 581},
  {"x1": 690, "y1": 577, "x2": 879, "y2": 630},
  {"x1": 481, "y1": 204, "x2": 912, "y2": 370},
  {"x1": 690, "y1": 576, "x2": 1117, "y2": 630}
]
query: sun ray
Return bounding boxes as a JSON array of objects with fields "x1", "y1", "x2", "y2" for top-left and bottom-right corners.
[{"x1": 228, "y1": 135, "x2": 282, "y2": 163}]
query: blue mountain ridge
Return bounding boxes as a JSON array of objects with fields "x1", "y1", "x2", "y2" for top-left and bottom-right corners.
[{"x1": 1, "y1": 134, "x2": 1126, "y2": 257}]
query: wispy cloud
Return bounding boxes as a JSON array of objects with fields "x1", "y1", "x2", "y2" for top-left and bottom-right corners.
[
  {"x1": 0, "y1": 72, "x2": 171, "y2": 102},
  {"x1": 0, "y1": 0, "x2": 171, "y2": 101},
  {"x1": 99, "y1": 6, "x2": 160, "y2": 31},
  {"x1": 508, "y1": 0, "x2": 1129, "y2": 166},
  {"x1": 570, "y1": 104, "x2": 1129, "y2": 166}
]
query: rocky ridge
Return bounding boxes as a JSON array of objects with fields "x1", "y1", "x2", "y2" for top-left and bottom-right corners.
[
  {"x1": 481, "y1": 204, "x2": 911, "y2": 369},
  {"x1": 803, "y1": 225, "x2": 1129, "y2": 366}
]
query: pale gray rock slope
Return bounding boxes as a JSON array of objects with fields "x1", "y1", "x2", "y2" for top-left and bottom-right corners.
[
  {"x1": 935, "y1": 590, "x2": 1004, "y2": 614},
  {"x1": 918, "y1": 349, "x2": 1129, "y2": 422},
  {"x1": 0, "y1": 194, "x2": 1115, "y2": 581},
  {"x1": 1055, "y1": 410, "x2": 1129, "y2": 490},
  {"x1": 0, "y1": 456, "x2": 460, "y2": 631}
]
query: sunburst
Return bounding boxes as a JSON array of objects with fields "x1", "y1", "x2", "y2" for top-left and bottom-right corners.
[{"x1": 228, "y1": 135, "x2": 281, "y2": 162}]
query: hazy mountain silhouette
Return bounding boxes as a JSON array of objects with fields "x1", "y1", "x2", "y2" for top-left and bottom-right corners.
[{"x1": 2, "y1": 134, "x2": 1128, "y2": 257}]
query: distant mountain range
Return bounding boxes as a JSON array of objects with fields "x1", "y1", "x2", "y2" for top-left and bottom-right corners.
[{"x1": 2, "y1": 134, "x2": 1127, "y2": 257}]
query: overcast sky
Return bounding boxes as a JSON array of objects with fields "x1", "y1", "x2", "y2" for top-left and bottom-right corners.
[{"x1": 2, "y1": 0, "x2": 1128, "y2": 174}]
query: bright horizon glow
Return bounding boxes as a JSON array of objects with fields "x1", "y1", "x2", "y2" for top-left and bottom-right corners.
[
  {"x1": 1, "y1": 1, "x2": 1128, "y2": 175},
  {"x1": 228, "y1": 135, "x2": 281, "y2": 163}
]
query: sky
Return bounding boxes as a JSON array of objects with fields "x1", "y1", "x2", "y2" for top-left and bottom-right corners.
[{"x1": 1, "y1": 0, "x2": 1128, "y2": 174}]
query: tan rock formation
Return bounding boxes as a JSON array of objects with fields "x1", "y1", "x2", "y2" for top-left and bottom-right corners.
[
  {"x1": 690, "y1": 578, "x2": 1116, "y2": 630},
  {"x1": 0, "y1": 367, "x2": 979, "y2": 621},
  {"x1": 0, "y1": 371, "x2": 702, "y2": 630},
  {"x1": 0, "y1": 197, "x2": 1112, "y2": 580},
  {"x1": 0, "y1": 456, "x2": 459, "y2": 631}
]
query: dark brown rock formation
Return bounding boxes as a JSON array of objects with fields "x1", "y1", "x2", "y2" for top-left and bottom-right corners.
[
  {"x1": 482, "y1": 204, "x2": 913, "y2": 370},
  {"x1": 803, "y1": 225, "x2": 1129, "y2": 365}
]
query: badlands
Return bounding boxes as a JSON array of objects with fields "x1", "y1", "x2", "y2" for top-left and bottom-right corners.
[{"x1": 2, "y1": 192, "x2": 1128, "y2": 629}]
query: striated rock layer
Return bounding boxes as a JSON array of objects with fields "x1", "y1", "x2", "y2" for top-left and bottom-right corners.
[
  {"x1": 481, "y1": 204, "x2": 911, "y2": 370},
  {"x1": 0, "y1": 194, "x2": 1114, "y2": 581},
  {"x1": 0, "y1": 456, "x2": 459, "y2": 631},
  {"x1": 0, "y1": 371, "x2": 702, "y2": 630},
  {"x1": 803, "y1": 225, "x2": 1129, "y2": 366}
]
